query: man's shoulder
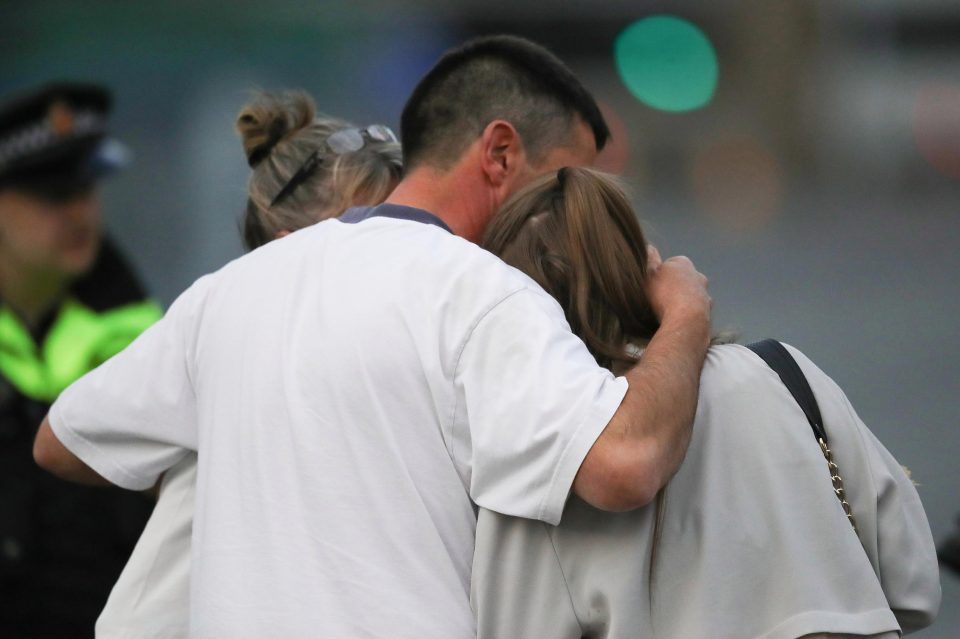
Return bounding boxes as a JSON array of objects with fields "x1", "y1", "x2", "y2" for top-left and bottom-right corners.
[
  {"x1": 334, "y1": 210, "x2": 540, "y2": 293},
  {"x1": 425, "y1": 234, "x2": 548, "y2": 304}
]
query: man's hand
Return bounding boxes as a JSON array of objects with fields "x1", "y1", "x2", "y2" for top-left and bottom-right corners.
[{"x1": 645, "y1": 244, "x2": 711, "y2": 329}]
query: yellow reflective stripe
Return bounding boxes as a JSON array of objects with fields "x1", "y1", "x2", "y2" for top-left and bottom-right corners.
[
  {"x1": 0, "y1": 298, "x2": 162, "y2": 402},
  {"x1": 44, "y1": 299, "x2": 162, "y2": 396},
  {"x1": 94, "y1": 301, "x2": 163, "y2": 360},
  {"x1": 43, "y1": 300, "x2": 102, "y2": 396},
  {"x1": 0, "y1": 307, "x2": 48, "y2": 400}
]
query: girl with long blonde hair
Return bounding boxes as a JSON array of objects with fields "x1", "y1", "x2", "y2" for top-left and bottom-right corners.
[{"x1": 473, "y1": 167, "x2": 940, "y2": 639}]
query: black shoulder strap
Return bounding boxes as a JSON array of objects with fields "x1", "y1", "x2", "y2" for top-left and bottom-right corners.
[{"x1": 746, "y1": 339, "x2": 828, "y2": 444}]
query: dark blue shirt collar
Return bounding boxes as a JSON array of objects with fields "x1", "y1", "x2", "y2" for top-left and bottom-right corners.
[{"x1": 338, "y1": 204, "x2": 453, "y2": 234}]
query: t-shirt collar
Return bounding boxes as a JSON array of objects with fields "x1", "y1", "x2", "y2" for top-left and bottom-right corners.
[{"x1": 339, "y1": 204, "x2": 453, "y2": 234}]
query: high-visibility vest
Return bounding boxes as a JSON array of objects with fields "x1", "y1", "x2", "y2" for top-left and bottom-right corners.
[
  {"x1": 0, "y1": 237, "x2": 163, "y2": 403},
  {"x1": 0, "y1": 297, "x2": 161, "y2": 402}
]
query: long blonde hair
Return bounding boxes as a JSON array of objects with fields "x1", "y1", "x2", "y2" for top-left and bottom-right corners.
[
  {"x1": 483, "y1": 166, "x2": 669, "y2": 594},
  {"x1": 236, "y1": 90, "x2": 402, "y2": 250},
  {"x1": 483, "y1": 167, "x2": 659, "y2": 371}
]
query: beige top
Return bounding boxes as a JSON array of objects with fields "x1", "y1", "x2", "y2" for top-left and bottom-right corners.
[{"x1": 472, "y1": 344, "x2": 941, "y2": 639}]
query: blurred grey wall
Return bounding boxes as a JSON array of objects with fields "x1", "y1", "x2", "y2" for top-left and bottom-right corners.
[{"x1": 3, "y1": 1, "x2": 958, "y2": 635}]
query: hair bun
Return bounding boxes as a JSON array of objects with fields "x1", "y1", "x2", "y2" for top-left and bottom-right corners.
[{"x1": 236, "y1": 90, "x2": 317, "y2": 167}]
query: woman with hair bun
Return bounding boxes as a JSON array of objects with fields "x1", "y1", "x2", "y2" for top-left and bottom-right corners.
[
  {"x1": 94, "y1": 90, "x2": 401, "y2": 639},
  {"x1": 472, "y1": 168, "x2": 941, "y2": 639},
  {"x1": 237, "y1": 90, "x2": 401, "y2": 250}
]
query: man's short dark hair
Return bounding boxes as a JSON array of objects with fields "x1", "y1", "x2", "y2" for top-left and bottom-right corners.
[{"x1": 400, "y1": 35, "x2": 610, "y2": 171}]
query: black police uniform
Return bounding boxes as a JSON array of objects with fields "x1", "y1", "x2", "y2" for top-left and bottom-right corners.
[{"x1": 0, "y1": 83, "x2": 161, "y2": 638}]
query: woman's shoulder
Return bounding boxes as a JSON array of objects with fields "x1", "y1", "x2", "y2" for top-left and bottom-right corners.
[
  {"x1": 699, "y1": 343, "x2": 785, "y2": 398},
  {"x1": 700, "y1": 341, "x2": 841, "y2": 397},
  {"x1": 696, "y1": 342, "x2": 862, "y2": 443}
]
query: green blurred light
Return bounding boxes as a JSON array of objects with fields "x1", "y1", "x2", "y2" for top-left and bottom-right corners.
[{"x1": 614, "y1": 15, "x2": 718, "y2": 113}]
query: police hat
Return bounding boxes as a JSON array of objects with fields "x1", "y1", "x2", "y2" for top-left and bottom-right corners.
[{"x1": 0, "y1": 82, "x2": 129, "y2": 200}]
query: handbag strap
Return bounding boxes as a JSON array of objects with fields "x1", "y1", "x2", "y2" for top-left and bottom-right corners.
[
  {"x1": 745, "y1": 339, "x2": 827, "y2": 443},
  {"x1": 745, "y1": 339, "x2": 858, "y2": 533}
]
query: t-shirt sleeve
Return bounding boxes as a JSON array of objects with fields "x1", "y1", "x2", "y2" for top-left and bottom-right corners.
[
  {"x1": 48, "y1": 277, "x2": 211, "y2": 490},
  {"x1": 452, "y1": 287, "x2": 628, "y2": 525}
]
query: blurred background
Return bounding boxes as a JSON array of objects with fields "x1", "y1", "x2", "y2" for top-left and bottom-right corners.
[{"x1": 2, "y1": 0, "x2": 957, "y2": 635}]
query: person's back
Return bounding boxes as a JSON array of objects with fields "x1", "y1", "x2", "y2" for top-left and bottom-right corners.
[
  {"x1": 63, "y1": 207, "x2": 625, "y2": 635},
  {"x1": 474, "y1": 343, "x2": 940, "y2": 638},
  {"x1": 191, "y1": 216, "x2": 485, "y2": 634},
  {"x1": 471, "y1": 168, "x2": 940, "y2": 639},
  {"x1": 473, "y1": 345, "x2": 940, "y2": 639},
  {"x1": 95, "y1": 90, "x2": 405, "y2": 639}
]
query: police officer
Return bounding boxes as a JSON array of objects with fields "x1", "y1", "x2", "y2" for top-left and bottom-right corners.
[{"x1": 0, "y1": 83, "x2": 161, "y2": 637}]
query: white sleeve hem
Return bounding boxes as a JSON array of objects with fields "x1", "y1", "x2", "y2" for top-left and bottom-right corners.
[
  {"x1": 537, "y1": 375, "x2": 629, "y2": 525},
  {"x1": 48, "y1": 401, "x2": 156, "y2": 491}
]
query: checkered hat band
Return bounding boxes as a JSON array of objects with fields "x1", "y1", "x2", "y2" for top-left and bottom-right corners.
[{"x1": 0, "y1": 110, "x2": 106, "y2": 170}]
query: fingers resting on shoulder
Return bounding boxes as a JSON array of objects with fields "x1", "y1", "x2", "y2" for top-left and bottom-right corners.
[{"x1": 645, "y1": 244, "x2": 712, "y2": 326}]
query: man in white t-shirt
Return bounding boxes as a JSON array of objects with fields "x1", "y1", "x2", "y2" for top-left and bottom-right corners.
[{"x1": 33, "y1": 36, "x2": 712, "y2": 637}]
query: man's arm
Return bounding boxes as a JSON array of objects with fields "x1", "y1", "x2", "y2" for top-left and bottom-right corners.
[
  {"x1": 573, "y1": 251, "x2": 711, "y2": 511},
  {"x1": 34, "y1": 414, "x2": 111, "y2": 486}
]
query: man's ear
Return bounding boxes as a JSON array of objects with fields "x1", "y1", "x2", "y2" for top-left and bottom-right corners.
[{"x1": 479, "y1": 120, "x2": 525, "y2": 187}]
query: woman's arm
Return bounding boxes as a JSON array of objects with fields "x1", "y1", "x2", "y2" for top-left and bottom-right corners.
[{"x1": 785, "y1": 344, "x2": 941, "y2": 633}]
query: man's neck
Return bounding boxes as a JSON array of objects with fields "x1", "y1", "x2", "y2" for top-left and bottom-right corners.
[{"x1": 385, "y1": 166, "x2": 493, "y2": 243}]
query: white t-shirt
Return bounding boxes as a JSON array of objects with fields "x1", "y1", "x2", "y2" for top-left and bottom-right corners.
[
  {"x1": 472, "y1": 344, "x2": 941, "y2": 639},
  {"x1": 50, "y1": 205, "x2": 628, "y2": 638},
  {"x1": 96, "y1": 455, "x2": 194, "y2": 639}
]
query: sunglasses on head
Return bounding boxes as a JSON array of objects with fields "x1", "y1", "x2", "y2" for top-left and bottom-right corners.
[{"x1": 270, "y1": 125, "x2": 398, "y2": 208}]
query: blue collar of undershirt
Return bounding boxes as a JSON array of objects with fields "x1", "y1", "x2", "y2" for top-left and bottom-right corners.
[{"x1": 338, "y1": 204, "x2": 453, "y2": 234}]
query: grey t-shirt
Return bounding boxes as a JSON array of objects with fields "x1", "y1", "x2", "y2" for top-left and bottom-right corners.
[{"x1": 472, "y1": 344, "x2": 940, "y2": 639}]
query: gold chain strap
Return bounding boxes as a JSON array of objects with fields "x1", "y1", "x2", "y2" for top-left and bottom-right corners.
[{"x1": 818, "y1": 438, "x2": 859, "y2": 534}]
